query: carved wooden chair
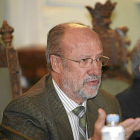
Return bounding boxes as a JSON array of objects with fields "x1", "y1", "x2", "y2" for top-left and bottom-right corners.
[
  {"x1": 0, "y1": 20, "x2": 22, "y2": 122},
  {"x1": 86, "y1": 0, "x2": 132, "y2": 95},
  {"x1": 17, "y1": 46, "x2": 48, "y2": 93}
]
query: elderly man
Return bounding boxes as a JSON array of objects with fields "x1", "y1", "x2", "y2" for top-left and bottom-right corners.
[{"x1": 0, "y1": 22, "x2": 140, "y2": 140}]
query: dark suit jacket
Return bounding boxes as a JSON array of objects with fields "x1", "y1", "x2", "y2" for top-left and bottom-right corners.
[
  {"x1": 1, "y1": 74, "x2": 122, "y2": 140},
  {"x1": 116, "y1": 77, "x2": 140, "y2": 140}
]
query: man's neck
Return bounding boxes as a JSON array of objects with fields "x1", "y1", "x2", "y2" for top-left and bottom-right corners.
[{"x1": 52, "y1": 76, "x2": 86, "y2": 105}]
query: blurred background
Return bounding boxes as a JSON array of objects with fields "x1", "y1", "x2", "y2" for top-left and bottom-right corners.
[{"x1": 1, "y1": 0, "x2": 140, "y2": 50}]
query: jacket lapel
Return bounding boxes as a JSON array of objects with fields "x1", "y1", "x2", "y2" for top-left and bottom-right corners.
[
  {"x1": 46, "y1": 75, "x2": 74, "y2": 140},
  {"x1": 87, "y1": 98, "x2": 99, "y2": 139}
]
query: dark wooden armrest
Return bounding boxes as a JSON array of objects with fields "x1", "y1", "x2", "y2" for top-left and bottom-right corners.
[{"x1": 0, "y1": 124, "x2": 35, "y2": 140}]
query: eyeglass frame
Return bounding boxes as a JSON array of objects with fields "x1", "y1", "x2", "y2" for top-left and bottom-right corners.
[{"x1": 51, "y1": 54, "x2": 109, "y2": 68}]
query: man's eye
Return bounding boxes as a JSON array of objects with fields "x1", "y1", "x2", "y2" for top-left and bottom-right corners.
[
  {"x1": 96, "y1": 57, "x2": 102, "y2": 62},
  {"x1": 81, "y1": 59, "x2": 87, "y2": 62}
]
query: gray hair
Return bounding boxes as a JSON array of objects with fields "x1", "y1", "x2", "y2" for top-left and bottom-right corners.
[
  {"x1": 46, "y1": 22, "x2": 90, "y2": 71},
  {"x1": 131, "y1": 38, "x2": 140, "y2": 77}
]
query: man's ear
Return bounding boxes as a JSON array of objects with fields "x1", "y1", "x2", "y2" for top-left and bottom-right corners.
[
  {"x1": 139, "y1": 65, "x2": 140, "y2": 74},
  {"x1": 50, "y1": 55, "x2": 61, "y2": 73}
]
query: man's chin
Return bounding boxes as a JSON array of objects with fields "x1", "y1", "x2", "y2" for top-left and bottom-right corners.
[
  {"x1": 85, "y1": 91, "x2": 98, "y2": 99},
  {"x1": 79, "y1": 88, "x2": 99, "y2": 99}
]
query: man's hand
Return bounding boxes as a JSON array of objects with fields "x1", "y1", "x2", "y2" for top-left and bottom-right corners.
[
  {"x1": 91, "y1": 108, "x2": 106, "y2": 140},
  {"x1": 119, "y1": 117, "x2": 140, "y2": 140},
  {"x1": 91, "y1": 108, "x2": 140, "y2": 140}
]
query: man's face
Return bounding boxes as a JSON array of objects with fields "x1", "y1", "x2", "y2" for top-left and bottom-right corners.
[{"x1": 59, "y1": 27, "x2": 103, "y2": 103}]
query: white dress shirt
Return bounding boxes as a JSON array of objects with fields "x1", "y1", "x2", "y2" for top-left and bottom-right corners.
[{"x1": 52, "y1": 78, "x2": 88, "y2": 140}]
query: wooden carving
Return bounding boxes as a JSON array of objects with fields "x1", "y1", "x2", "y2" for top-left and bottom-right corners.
[
  {"x1": 0, "y1": 20, "x2": 22, "y2": 99},
  {"x1": 0, "y1": 42, "x2": 7, "y2": 67},
  {"x1": 86, "y1": 0, "x2": 132, "y2": 81}
]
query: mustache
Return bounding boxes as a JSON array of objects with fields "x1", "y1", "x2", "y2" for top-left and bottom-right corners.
[{"x1": 83, "y1": 75, "x2": 101, "y2": 85}]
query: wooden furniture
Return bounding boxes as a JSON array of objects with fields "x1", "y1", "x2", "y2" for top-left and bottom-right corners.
[
  {"x1": 0, "y1": 20, "x2": 22, "y2": 122},
  {"x1": 17, "y1": 46, "x2": 48, "y2": 93},
  {"x1": 86, "y1": 0, "x2": 132, "y2": 95},
  {"x1": 0, "y1": 124, "x2": 35, "y2": 140},
  {"x1": 0, "y1": 20, "x2": 22, "y2": 98}
]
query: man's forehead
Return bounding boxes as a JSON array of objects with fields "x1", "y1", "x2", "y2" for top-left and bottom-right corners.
[
  {"x1": 64, "y1": 26, "x2": 100, "y2": 43},
  {"x1": 78, "y1": 52, "x2": 103, "y2": 58},
  {"x1": 63, "y1": 28, "x2": 101, "y2": 47},
  {"x1": 62, "y1": 41, "x2": 103, "y2": 59},
  {"x1": 62, "y1": 26, "x2": 102, "y2": 56}
]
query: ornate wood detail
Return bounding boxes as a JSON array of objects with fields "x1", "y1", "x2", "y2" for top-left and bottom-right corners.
[
  {"x1": 0, "y1": 42, "x2": 7, "y2": 67},
  {"x1": 0, "y1": 20, "x2": 14, "y2": 47},
  {"x1": 86, "y1": 0, "x2": 132, "y2": 82},
  {"x1": 0, "y1": 20, "x2": 22, "y2": 99}
]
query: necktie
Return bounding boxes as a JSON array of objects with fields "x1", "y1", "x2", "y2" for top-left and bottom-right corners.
[{"x1": 72, "y1": 106, "x2": 86, "y2": 140}]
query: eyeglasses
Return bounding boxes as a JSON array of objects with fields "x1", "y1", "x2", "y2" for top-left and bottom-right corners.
[{"x1": 53, "y1": 54, "x2": 109, "y2": 68}]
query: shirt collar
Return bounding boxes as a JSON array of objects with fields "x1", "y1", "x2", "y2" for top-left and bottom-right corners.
[{"x1": 52, "y1": 78, "x2": 87, "y2": 113}]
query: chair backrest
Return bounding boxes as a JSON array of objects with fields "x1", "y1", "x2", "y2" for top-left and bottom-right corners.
[
  {"x1": 0, "y1": 20, "x2": 22, "y2": 122},
  {"x1": 17, "y1": 46, "x2": 48, "y2": 93}
]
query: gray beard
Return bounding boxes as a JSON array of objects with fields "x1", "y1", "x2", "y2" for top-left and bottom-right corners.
[{"x1": 76, "y1": 75, "x2": 101, "y2": 99}]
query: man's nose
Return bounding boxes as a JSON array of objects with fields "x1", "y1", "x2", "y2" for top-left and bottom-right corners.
[{"x1": 87, "y1": 61, "x2": 101, "y2": 76}]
